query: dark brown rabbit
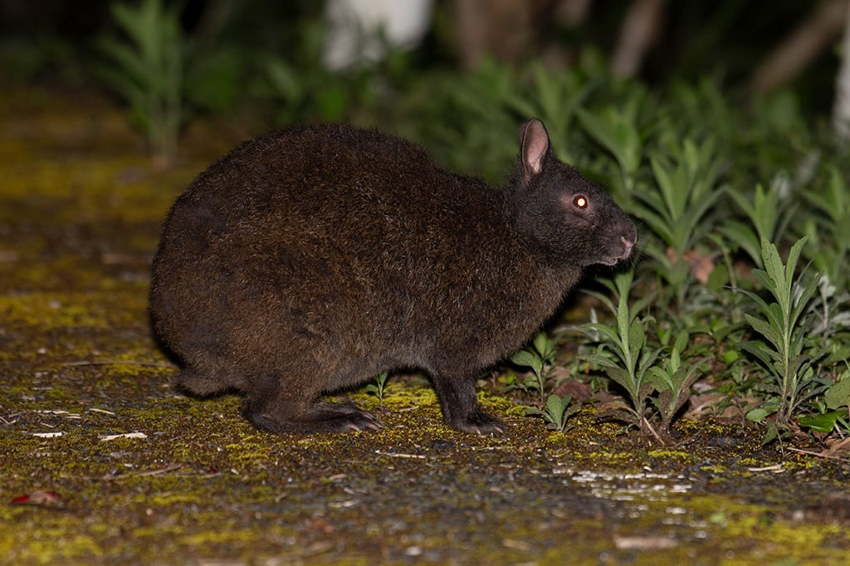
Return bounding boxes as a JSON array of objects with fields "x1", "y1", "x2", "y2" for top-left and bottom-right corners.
[{"x1": 149, "y1": 119, "x2": 637, "y2": 434}]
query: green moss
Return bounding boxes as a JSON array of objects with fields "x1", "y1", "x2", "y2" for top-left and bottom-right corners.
[
  {"x1": 1, "y1": 531, "x2": 103, "y2": 564},
  {"x1": 646, "y1": 449, "x2": 694, "y2": 461},
  {"x1": 179, "y1": 528, "x2": 268, "y2": 546},
  {"x1": 0, "y1": 293, "x2": 106, "y2": 329}
]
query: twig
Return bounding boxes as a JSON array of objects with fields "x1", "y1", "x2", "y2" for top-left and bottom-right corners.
[
  {"x1": 88, "y1": 408, "x2": 116, "y2": 416},
  {"x1": 374, "y1": 450, "x2": 426, "y2": 459},
  {"x1": 642, "y1": 416, "x2": 664, "y2": 444},
  {"x1": 101, "y1": 464, "x2": 184, "y2": 481},
  {"x1": 745, "y1": 464, "x2": 785, "y2": 472},
  {"x1": 787, "y1": 447, "x2": 850, "y2": 462},
  {"x1": 136, "y1": 463, "x2": 183, "y2": 476},
  {"x1": 100, "y1": 432, "x2": 147, "y2": 441}
]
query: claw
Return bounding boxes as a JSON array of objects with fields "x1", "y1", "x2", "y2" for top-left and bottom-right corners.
[{"x1": 452, "y1": 411, "x2": 506, "y2": 435}]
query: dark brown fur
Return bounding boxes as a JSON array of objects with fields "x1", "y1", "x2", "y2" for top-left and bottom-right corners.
[{"x1": 149, "y1": 120, "x2": 636, "y2": 434}]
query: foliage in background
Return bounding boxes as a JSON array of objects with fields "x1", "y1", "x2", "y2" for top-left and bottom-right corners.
[
  {"x1": 98, "y1": 0, "x2": 184, "y2": 166},
  {"x1": 263, "y1": 17, "x2": 392, "y2": 125},
  {"x1": 803, "y1": 167, "x2": 850, "y2": 292},
  {"x1": 739, "y1": 237, "x2": 827, "y2": 442}
]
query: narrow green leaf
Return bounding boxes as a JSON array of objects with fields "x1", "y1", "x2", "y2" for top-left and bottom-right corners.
[
  {"x1": 632, "y1": 208, "x2": 674, "y2": 246},
  {"x1": 533, "y1": 332, "x2": 555, "y2": 359},
  {"x1": 628, "y1": 319, "x2": 646, "y2": 359},
  {"x1": 630, "y1": 294, "x2": 656, "y2": 324},
  {"x1": 789, "y1": 275, "x2": 820, "y2": 330},
  {"x1": 582, "y1": 353, "x2": 622, "y2": 370},
  {"x1": 582, "y1": 323, "x2": 623, "y2": 349},
  {"x1": 670, "y1": 347, "x2": 681, "y2": 373},
  {"x1": 759, "y1": 237, "x2": 785, "y2": 295},
  {"x1": 546, "y1": 394, "x2": 572, "y2": 421},
  {"x1": 783, "y1": 236, "x2": 809, "y2": 289},
  {"x1": 650, "y1": 157, "x2": 679, "y2": 218},
  {"x1": 740, "y1": 340, "x2": 781, "y2": 368},
  {"x1": 737, "y1": 288, "x2": 775, "y2": 321},
  {"x1": 673, "y1": 330, "x2": 689, "y2": 354},
  {"x1": 583, "y1": 290, "x2": 617, "y2": 316},
  {"x1": 718, "y1": 220, "x2": 762, "y2": 267},
  {"x1": 762, "y1": 422, "x2": 779, "y2": 445},
  {"x1": 604, "y1": 367, "x2": 638, "y2": 398},
  {"x1": 647, "y1": 366, "x2": 673, "y2": 391},
  {"x1": 577, "y1": 109, "x2": 618, "y2": 159},
  {"x1": 744, "y1": 315, "x2": 784, "y2": 353}
]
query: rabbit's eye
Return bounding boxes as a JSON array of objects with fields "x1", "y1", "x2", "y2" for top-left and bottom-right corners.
[{"x1": 573, "y1": 195, "x2": 588, "y2": 209}]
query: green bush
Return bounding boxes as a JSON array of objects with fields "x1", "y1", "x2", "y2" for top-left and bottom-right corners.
[{"x1": 98, "y1": 0, "x2": 185, "y2": 166}]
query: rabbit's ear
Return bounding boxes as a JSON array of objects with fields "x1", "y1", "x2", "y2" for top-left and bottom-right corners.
[{"x1": 520, "y1": 119, "x2": 550, "y2": 182}]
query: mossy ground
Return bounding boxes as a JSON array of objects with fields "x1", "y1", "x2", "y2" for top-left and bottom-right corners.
[{"x1": 2, "y1": 86, "x2": 849, "y2": 565}]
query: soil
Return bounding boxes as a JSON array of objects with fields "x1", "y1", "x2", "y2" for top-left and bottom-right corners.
[{"x1": 2, "y1": 86, "x2": 849, "y2": 565}]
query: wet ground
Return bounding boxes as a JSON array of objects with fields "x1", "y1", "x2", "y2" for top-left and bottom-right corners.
[{"x1": 2, "y1": 87, "x2": 849, "y2": 565}]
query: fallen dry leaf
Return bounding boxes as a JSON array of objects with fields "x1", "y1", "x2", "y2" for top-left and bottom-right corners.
[
  {"x1": 11, "y1": 490, "x2": 62, "y2": 506},
  {"x1": 613, "y1": 534, "x2": 678, "y2": 550},
  {"x1": 666, "y1": 247, "x2": 716, "y2": 284},
  {"x1": 551, "y1": 377, "x2": 593, "y2": 401},
  {"x1": 822, "y1": 436, "x2": 850, "y2": 458}
]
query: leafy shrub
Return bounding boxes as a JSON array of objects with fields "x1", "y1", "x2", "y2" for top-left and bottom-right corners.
[
  {"x1": 98, "y1": 0, "x2": 185, "y2": 165},
  {"x1": 509, "y1": 331, "x2": 559, "y2": 404}
]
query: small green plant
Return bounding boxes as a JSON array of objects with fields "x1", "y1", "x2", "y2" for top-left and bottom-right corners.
[
  {"x1": 647, "y1": 330, "x2": 708, "y2": 436},
  {"x1": 720, "y1": 181, "x2": 794, "y2": 268},
  {"x1": 739, "y1": 236, "x2": 827, "y2": 441},
  {"x1": 510, "y1": 331, "x2": 559, "y2": 404},
  {"x1": 641, "y1": 137, "x2": 726, "y2": 258},
  {"x1": 98, "y1": 0, "x2": 185, "y2": 166},
  {"x1": 364, "y1": 372, "x2": 390, "y2": 408},
  {"x1": 808, "y1": 275, "x2": 850, "y2": 363},
  {"x1": 582, "y1": 270, "x2": 661, "y2": 438},
  {"x1": 525, "y1": 394, "x2": 580, "y2": 432},
  {"x1": 799, "y1": 369, "x2": 850, "y2": 434},
  {"x1": 803, "y1": 167, "x2": 850, "y2": 292},
  {"x1": 632, "y1": 136, "x2": 727, "y2": 311}
]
